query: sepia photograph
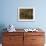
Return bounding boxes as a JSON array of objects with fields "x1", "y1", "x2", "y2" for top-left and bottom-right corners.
[{"x1": 18, "y1": 7, "x2": 35, "y2": 21}]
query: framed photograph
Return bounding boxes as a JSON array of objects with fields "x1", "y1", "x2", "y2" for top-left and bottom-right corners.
[{"x1": 18, "y1": 7, "x2": 35, "y2": 21}]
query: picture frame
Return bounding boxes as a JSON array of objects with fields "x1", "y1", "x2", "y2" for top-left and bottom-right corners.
[{"x1": 18, "y1": 7, "x2": 35, "y2": 21}]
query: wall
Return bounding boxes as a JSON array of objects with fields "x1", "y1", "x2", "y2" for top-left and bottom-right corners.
[{"x1": 0, "y1": 0, "x2": 46, "y2": 30}]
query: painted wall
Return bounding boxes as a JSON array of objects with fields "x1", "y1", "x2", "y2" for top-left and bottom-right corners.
[{"x1": 0, "y1": 0, "x2": 46, "y2": 30}]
